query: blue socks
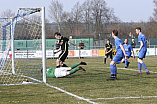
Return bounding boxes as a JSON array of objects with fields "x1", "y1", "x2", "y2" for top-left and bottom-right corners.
[
  {"x1": 138, "y1": 62, "x2": 142, "y2": 72},
  {"x1": 142, "y1": 63, "x2": 148, "y2": 72},
  {"x1": 110, "y1": 65, "x2": 117, "y2": 77},
  {"x1": 125, "y1": 59, "x2": 128, "y2": 67},
  {"x1": 113, "y1": 65, "x2": 117, "y2": 75},
  {"x1": 138, "y1": 62, "x2": 148, "y2": 72},
  {"x1": 110, "y1": 65, "x2": 114, "y2": 75}
]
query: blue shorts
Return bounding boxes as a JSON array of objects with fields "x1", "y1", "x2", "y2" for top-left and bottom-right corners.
[
  {"x1": 113, "y1": 54, "x2": 123, "y2": 64},
  {"x1": 139, "y1": 51, "x2": 146, "y2": 59}
]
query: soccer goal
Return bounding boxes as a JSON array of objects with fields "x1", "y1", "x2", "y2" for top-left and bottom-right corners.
[{"x1": 0, "y1": 7, "x2": 46, "y2": 85}]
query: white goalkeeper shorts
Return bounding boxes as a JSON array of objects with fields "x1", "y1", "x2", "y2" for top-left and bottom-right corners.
[{"x1": 54, "y1": 67, "x2": 69, "y2": 78}]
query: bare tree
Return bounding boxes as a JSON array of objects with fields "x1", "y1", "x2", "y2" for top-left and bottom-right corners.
[
  {"x1": 47, "y1": 0, "x2": 120, "y2": 39},
  {"x1": 48, "y1": 0, "x2": 63, "y2": 32},
  {"x1": 82, "y1": 0, "x2": 92, "y2": 35},
  {"x1": 146, "y1": 0, "x2": 157, "y2": 38},
  {"x1": 1, "y1": 9, "x2": 15, "y2": 18},
  {"x1": 70, "y1": 2, "x2": 83, "y2": 37},
  {"x1": 152, "y1": 0, "x2": 157, "y2": 21},
  {"x1": 89, "y1": 0, "x2": 120, "y2": 39}
]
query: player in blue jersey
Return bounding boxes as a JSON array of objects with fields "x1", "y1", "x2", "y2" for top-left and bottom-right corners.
[
  {"x1": 121, "y1": 39, "x2": 135, "y2": 68},
  {"x1": 135, "y1": 27, "x2": 150, "y2": 75},
  {"x1": 107, "y1": 30, "x2": 127, "y2": 81}
]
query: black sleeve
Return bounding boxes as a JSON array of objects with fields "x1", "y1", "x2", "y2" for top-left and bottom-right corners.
[{"x1": 110, "y1": 44, "x2": 112, "y2": 48}]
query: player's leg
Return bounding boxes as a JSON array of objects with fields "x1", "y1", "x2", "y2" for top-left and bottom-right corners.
[
  {"x1": 57, "y1": 51, "x2": 68, "y2": 67},
  {"x1": 66, "y1": 66, "x2": 86, "y2": 75},
  {"x1": 110, "y1": 61, "x2": 117, "y2": 77},
  {"x1": 107, "y1": 55, "x2": 123, "y2": 81},
  {"x1": 138, "y1": 58, "x2": 150, "y2": 74},
  {"x1": 125, "y1": 56, "x2": 129, "y2": 68},
  {"x1": 121, "y1": 54, "x2": 125, "y2": 63},
  {"x1": 56, "y1": 51, "x2": 63, "y2": 67},
  {"x1": 66, "y1": 62, "x2": 87, "y2": 75},
  {"x1": 137, "y1": 58, "x2": 142, "y2": 74},
  {"x1": 59, "y1": 61, "x2": 68, "y2": 67},
  {"x1": 121, "y1": 58, "x2": 125, "y2": 63},
  {"x1": 107, "y1": 61, "x2": 117, "y2": 81},
  {"x1": 104, "y1": 54, "x2": 108, "y2": 64},
  {"x1": 70, "y1": 62, "x2": 87, "y2": 69},
  {"x1": 137, "y1": 51, "x2": 150, "y2": 75}
]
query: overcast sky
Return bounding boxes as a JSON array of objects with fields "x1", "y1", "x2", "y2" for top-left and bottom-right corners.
[{"x1": 0, "y1": 0, "x2": 154, "y2": 22}]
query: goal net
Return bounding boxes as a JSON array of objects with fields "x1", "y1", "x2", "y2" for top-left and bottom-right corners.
[{"x1": 0, "y1": 7, "x2": 46, "y2": 85}]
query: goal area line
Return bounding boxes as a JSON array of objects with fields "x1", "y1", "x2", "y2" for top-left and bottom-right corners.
[
  {"x1": 90, "y1": 95, "x2": 157, "y2": 100},
  {"x1": 1, "y1": 67, "x2": 156, "y2": 104},
  {"x1": 0, "y1": 70, "x2": 42, "y2": 86},
  {"x1": 1, "y1": 66, "x2": 156, "y2": 103},
  {"x1": 103, "y1": 67, "x2": 157, "y2": 73},
  {"x1": 43, "y1": 66, "x2": 157, "y2": 103}
]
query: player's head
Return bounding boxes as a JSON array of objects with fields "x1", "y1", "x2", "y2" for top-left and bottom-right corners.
[
  {"x1": 107, "y1": 39, "x2": 110, "y2": 44},
  {"x1": 124, "y1": 39, "x2": 128, "y2": 44},
  {"x1": 135, "y1": 27, "x2": 141, "y2": 35},
  {"x1": 80, "y1": 40, "x2": 82, "y2": 43},
  {"x1": 112, "y1": 30, "x2": 118, "y2": 37},
  {"x1": 54, "y1": 32, "x2": 61, "y2": 39}
]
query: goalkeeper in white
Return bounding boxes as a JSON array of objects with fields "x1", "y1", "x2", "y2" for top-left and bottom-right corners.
[{"x1": 42, "y1": 62, "x2": 87, "y2": 78}]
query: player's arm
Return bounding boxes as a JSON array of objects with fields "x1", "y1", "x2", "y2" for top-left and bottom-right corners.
[
  {"x1": 137, "y1": 41, "x2": 143, "y2": 54},
  {"x1": 107, "y1": 44, "x2": 112, "y2": 53},
  {"x1": 108, "y1": 48, "x2": 112, "y2": 53},
  {"x1": 54, "y1": 46, "x2": 61, "y2": 54},
  {"x1": 146, "y1": 40, "x2": 149, "y2": 46},
  {"x1": 131, "y1": 50, "x2": 135, "y2": 58},
  {"x1": 68, "y1": 40, "x2": 80, "y2": 49},
  {"x1": 120, "y1": 44, "x2": 127, "y2": 57}
]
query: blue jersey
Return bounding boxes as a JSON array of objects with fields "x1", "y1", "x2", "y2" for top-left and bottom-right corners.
[
  {"x1": 138, "y1": 33, "x2": 147, "y2": 51},
  {"x1": 115, "y1": 37, "x2": 123, "y2": 57},
  {"x1": 123, "y1": 44, "x2": 133, "y2": 57}
]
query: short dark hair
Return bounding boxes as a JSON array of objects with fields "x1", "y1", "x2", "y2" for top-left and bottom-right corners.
[
  {"x1": 54, "y1": 32, "x2": 61, "y2": 36},
  {"x1": 112, "y1": 30, "x2": 118, "y2": 36},
  {"x1": 107, "y1": 39, "x2": 110, "y2": 41},
  {"x1": 136, "y1": 27, "x2": 141, "y2": 32}
]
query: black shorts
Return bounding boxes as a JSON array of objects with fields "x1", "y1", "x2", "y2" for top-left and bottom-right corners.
[
  {"x1": 105, "y1": 52, "x2": 113, "y2": 59},
  {"x1": 58, "y1": 50, "x2": 68, "y2": 62}
]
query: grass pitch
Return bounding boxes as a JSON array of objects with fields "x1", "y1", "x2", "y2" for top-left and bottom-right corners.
[{"x1": 1, "y1": 57, "x2": 157, "y2": 104}]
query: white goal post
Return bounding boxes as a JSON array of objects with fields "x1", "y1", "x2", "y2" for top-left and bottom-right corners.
[{"x1": 0, "y1": 7, "x2": 46, "y2": 85}]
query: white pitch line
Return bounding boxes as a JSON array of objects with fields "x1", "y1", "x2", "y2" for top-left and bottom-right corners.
[
  {"x1": 88, "y1": 67, "x2": 157, "y2": 100},
  {"x1": 45, "y1": 83, "x2": 98, "y2": 104},
  {"x1": 107, "y1": 67, "x2": 157, "y2": 73},
  {"x1": 45, "y1": 66, "x2": 157, "y2": 103},
  {"x1": 0, "y1": 71, "x2": 98, "y2": 104},
  {"x1": 0, "y1": 69, "x2": 97, "y2": 104},
  {"x1": 90, "y1": 95, "x2": 157, "y2": 100},
  {"x1": 92, "y1": 67, "x2": 157, "y2": 74}
]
